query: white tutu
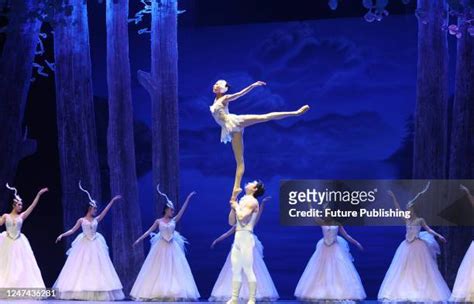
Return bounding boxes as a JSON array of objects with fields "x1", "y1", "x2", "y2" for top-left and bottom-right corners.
[
  {"x1": 53, "y1": 231, "x2": 124, "y2": 301},
  {"x1": 378, "y1": 232, "x2": 451, "y2": 302},
  {"x1": 130, "y1": 226, "x2": 200, "y2": 301},
  {"x1": 0, "y1": 231, "x2": 45, "y2": 297},
  {"x1": 209, "y1": 235, "x2": 279, "y2": 301},
  {"x1": 210, "y1": 100, "x2": 246, "y2": 143},
  {"x1": 295, "y1": 235, "x2": 366, "y2": 300},
  {"x1": 451, "y1": 241, "x2": 474, "y2": 302}
]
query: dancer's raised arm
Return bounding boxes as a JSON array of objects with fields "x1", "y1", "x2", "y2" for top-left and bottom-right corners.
[
  {"x1": 387, "y1": 190, "x2": 403, "y2": 210},
  {"x1": 460, "y1": 184, "x2": 474, "y2": 207},
  {"x1": 421, "y1": 218, "x2": 447, "y2": 243},
  {"x1": 56, "y1": 218, "x2": 82, "y2": 243},
  {"x1": 0, "y1": 214, "x2": 5, "y2": 226},
  {"x1": 211, "y1": 226, "x2": 236, "y2": 249},
  {"x1": 21, "y1": 188, "x2": 48, "y2": 220},
  {"x1": 228, "y1": 207, "x2": 237, "y2": 226},
  {"x1": 96, "y1": 195, "x2": 122, "y2": 222},
  {"x1": 255, "y1": 196, "x2": 270, "y2": 225},
  {"x1": 174, "y1": 191, "x2": 196, "y2": 223},
  {"x1": 339, "y1": 226, "x2": 364, "y2": 251},
  {"x1": 224, "y1": 81, "x2": 266, "y2": 103},
  {"x1": 133, "y1": 219, "x2": 160, "y2": 246}
]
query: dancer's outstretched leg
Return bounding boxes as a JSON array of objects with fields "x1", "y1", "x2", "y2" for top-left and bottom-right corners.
[
  {"x1": 240, "y1": 105, "x2": 310, "y2": 128},
  {"x1": 231, "y1": 132, "x2": 244, "y2": 200},
  {"x1": 229, "y1": 105, "x2": 310, "y2": 199}
]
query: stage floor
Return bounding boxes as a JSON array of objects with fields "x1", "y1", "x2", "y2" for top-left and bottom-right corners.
[{"x1": 0, "y1": 301, "x2": 383, "y2": 304}]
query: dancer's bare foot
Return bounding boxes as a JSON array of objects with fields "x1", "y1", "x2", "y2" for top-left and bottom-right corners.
[
  {"x1": 231, "y1": 188, "x2": 242, "y2": 201},
  {"x1": 297, "y1": 105, "x2": 310, "y2": 115}
]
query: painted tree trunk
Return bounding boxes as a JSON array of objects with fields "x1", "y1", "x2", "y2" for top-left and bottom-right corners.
[
  {"x1": 449, "y1": 20, "x2": 474, "y2": 179},
  {"x1": 445, "y1": 18, "x2": 474, "y2": 286},
  {"x1": 54, "y1": 0, "x2": 102, "y2": 241},
  {"x1": 106, "y1": 0, "x2": 144, "y2": 293},
  {"x1": 413, "y1": 0, "x2": 452, "y2": 280},
  {"x1": 413, "y1": 0, "x2": 449, "y2": 180},
  {"x1": 138, "y1": 0, "x2": 179, "y2": 212},
  {"x1": 0, "y1": 0, "x2": 41, "y2": 210}
]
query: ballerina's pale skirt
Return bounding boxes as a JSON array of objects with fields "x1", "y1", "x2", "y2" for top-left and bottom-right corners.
[
  {"x1": 378, "y1": 234, "x2": 451, "y2": 302},
  {"x1": 294, "y1": 236, "x2": 366, "y2": 300},
  {"x1": 130, "y1": 233, "x2": 200, "y2": 301},
  {"x1": 0, "y1": 232, "x2": 45, "y2": 298},
  {"x1": 209, "y1": 236, "x2": 279, "y2": 301},
  {"x1": 53, "y1": 233, "x2": 124, "y2": 301},
  {"x1": 450, "y1": 241, "x2": 474, "y2": 302}
]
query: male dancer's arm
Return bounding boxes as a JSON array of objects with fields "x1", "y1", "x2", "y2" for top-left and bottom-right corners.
[
  {"x1": 228, "y1": 204, "x2": 237, "y2": 226},
  {"x1": 231, "y1": 199, "x2": 258, "y2": 222}
]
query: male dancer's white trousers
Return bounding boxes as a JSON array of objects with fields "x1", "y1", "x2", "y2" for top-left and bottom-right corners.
[{"x1": 231, "y1": 230, "x2": 256, "y2": 283}]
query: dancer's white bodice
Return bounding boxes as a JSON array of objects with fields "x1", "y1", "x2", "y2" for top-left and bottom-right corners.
[
  {"x1": 5, "y1": 214, "x2": 23, "y2": 239},
  {"x1": 236, "y1": 195, "x2": 258, "y2": 233},
  {"x1": 159, "y1": 219, "x2": 176, "y2": 241},
  {"x1": 322, "y1": 225, "x2": 339, "y2": 246},
  {"x1": 405, "y1": 218, "x2": 423, "y2": 242},
  {"x1": 82, "y1": 217, "x2": 98, "y2": 240},
  {"x1": 209, "y1": 99, "x2": 229, "y2": 127}
]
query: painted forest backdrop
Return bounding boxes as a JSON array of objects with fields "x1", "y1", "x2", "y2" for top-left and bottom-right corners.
[{"x1": 0, "y1": 0, "x2": 473, "y2": 299}]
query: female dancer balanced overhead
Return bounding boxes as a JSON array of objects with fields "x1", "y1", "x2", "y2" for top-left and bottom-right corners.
[{"x1": 210, "y1": 80, "x2": 310, "y2": 200}]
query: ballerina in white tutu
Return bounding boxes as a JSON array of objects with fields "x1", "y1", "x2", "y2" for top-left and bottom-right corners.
[
  {"x1": 294, "y1": 220, "x2": 366, "y2": 301},
  {"x1": 130, "y1": 185, "x2": 199, "y2": 301},
  {"x1": 54, "y1": 181, "x2": 124, "y2": 301},
  {"x1": 378, "y1": 182, "x2": 451, "y2": 302},
  {"x1": 450, "y1": 184, "x2": 474, "y2": 302},
  {"x1": 210, "y1": 80, "x2": 310, "y2": 199},
  {"x1": 209, "y1": 196, "x2": 278, "y2": 302},
  {"x1": 0, "y1": 184, "x2": 48, "y2": 298}
]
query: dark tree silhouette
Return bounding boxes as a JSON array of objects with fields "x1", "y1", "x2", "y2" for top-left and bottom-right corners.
[
  {"x1": 0, "y1": 0, "x2": 41, "y2": 209},
  {"x1": 412, "y1": 0, "x2": 449, "y2": 179},
  {"x1": 137, "y1": 0, "x2": 180, "y2": 212},
  {"x1": 54, "y1": 0, "x2": 102, "y2": 238},
  {"x1": 444, "y1": 12, "x2": 474, "y2": 286},
  {"x1": 106, "y1": 0, "x2": 145, "y2": 293},
  {"x1": 449, "y1": 18, "x2": 474, "y2": 179}
]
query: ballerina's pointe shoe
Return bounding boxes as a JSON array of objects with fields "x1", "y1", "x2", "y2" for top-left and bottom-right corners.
[
  {"x1": 231, "y1": 188, "x2": 243, "y2": 200},
  {"x1": 297, "y1": 105, "x2": 310, "y2": 115}
]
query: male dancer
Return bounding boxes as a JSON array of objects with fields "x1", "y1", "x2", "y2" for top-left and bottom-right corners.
[{"x1": 227, "y1": 180, "x2": 265, "y2": 304}]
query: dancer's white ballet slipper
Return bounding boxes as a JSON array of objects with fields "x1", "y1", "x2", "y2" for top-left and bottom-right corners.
[
  {"x1": 226, "y1": 281, "x2": 242, "y2": 304},
  {"x1": 297, "y1": 105, "x2": 310, "y2": 115},
  {"x1": 247, "y1": 281, "x2": 257, "y2": 304}
]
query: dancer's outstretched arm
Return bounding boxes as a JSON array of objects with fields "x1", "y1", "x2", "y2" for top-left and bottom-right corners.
[
  {"x1": 0, "y1": 214, "x2": 5, "y2": 226},
  {"x1": 21, "y1": 188, "x2": 48, "y2": 220},
  {"x1": 255, "y1": 196, "x2": 270, "y2": 226},
  {"x1": 228, "y1": 207, "x2": 237, "y2": 226},
  {"x1": 339, "y1": 226, "x2": 364, "y2": 251},
  {"x1": 96, "y1": 195, "x2": 122, "y2": 222},
  {"x1": 174, "y1": 191, "x2": 196, "y2": 223},
  {"x1": 421, "y1": 219, "x2": 447, "y2": 243},
  {"x1": 387, "y1": 190, "x2": 403, "y2": 210},
  {"x1": 224, "y1": 81, "x2": 266, "y2": 103},
  {"x1": 460, "y1": 184, "x2": 474, "y2": 207},
  {"x1": 211, "y1": 226, "x2": 237, "y2": 249},
  {"x1": 231, "y1": 198, "x2": 258, "y2": 222},
  {"x1": 56, "y1": 218, "x2": 82, "y2": 243},
  {"x1": 133, "y1": 219, "x2": 160, "y2": 246}
]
